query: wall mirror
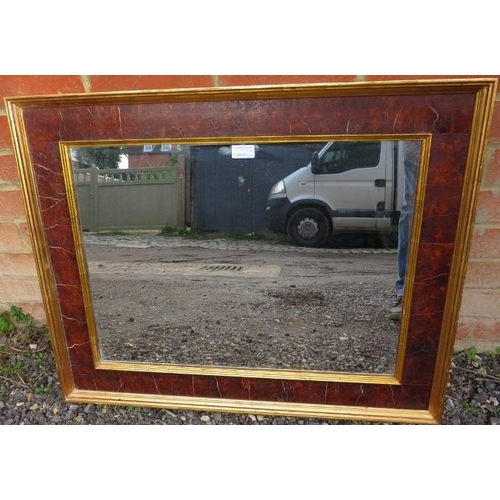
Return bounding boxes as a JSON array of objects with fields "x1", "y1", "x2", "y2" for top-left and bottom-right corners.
[{"x1": 5, "y1": 79, "x2": 496, "y2": 423}]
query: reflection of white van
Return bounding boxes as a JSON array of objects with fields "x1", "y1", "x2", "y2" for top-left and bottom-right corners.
[{"x1": 265, "y1": 140, "x2": 406, "y2": 247}]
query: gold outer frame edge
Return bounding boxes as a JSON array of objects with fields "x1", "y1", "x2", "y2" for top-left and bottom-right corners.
[
  {"x1": 4, "y1": 77, "x2": 497, "y2": 107},
  {"x1": 429, "y1": 79, "x2": 499, "y2": 421},
  {"x1": 3, "y1": 100, "x2": 76, "y2": 399},
  {"x1": 67, "y1": 388, "x2": 439, "y2": 424}
]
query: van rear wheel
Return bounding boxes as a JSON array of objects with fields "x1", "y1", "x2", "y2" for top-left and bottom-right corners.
[{"x1": 287, "y1": 208, "x2": 330, "y2": 247}]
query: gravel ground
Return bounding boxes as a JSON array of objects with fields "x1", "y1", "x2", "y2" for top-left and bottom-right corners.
[
  {"x1": 1, "y1": 319, "x2": 499, "y2": 425},
  {"x1": 88, "y1": 241, "x2": 400, "y2": 375}
]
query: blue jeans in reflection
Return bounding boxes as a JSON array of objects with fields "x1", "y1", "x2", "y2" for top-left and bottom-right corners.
[{"x1": 395, "y1": 157, "x2": 417, "y2": 298}]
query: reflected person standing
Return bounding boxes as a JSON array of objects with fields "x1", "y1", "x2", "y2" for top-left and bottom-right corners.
[{"x1": 389, "y1": 141, "x2": 421, "y2": 320}]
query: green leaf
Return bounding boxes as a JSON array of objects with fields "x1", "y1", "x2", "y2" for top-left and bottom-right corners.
[{"x1": 0, "y1": 316, "x2": 14, "y2": 334}]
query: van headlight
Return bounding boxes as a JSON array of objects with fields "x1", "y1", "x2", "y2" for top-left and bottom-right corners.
[{"x1": 269, "y1": 180, "x2": 286, "y2": 196}]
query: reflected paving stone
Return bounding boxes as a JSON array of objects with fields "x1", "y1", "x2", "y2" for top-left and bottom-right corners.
[
  {"x1": 115, "y1": 243, "x2": 152, "y2": 249},
  {"x1": 83, "y1": 234, "x2": 397, "y2": 254},
  {"x1": 87, "y1": 261, "x2": 282, "y2": 278}
]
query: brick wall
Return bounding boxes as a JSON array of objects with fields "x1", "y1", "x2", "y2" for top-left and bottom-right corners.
[
  {"x1": 1, "y1": 75, "x2": 499, "y2": 349},
  {"x1": 456, "y1": 93, "x2": 500, "y2": 350}
]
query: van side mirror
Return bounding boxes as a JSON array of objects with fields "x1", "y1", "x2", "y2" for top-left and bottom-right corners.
[{"x1": 311, "y1": 151, "x2": 321, "y2": 174}]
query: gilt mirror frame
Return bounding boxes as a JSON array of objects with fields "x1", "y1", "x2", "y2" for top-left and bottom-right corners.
[{"x1": 5, "y1": 78, "x2": 497, "y2": 424}]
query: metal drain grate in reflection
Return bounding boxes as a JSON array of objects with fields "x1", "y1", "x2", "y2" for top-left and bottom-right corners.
[{"x1": 200, "y1": 264, "x2": 243, "y2": 272}]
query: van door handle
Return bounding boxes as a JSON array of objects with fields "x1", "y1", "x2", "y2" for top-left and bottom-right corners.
[{"x1": 375, "y1": 179, "x2": 386, "y2": 187}]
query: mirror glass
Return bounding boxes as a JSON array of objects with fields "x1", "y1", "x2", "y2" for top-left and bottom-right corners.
[{"x1": 70, "y1": 138, "x2": 420, "y2": 375}]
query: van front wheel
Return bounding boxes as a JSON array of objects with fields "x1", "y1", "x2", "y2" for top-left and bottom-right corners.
[{"x1": 287, "y1": 208, "x2": 330, "y2": 247}]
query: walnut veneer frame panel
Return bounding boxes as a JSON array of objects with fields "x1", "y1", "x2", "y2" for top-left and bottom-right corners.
[{"x1": 5, "y1": 79, "x2": 497, "y2": 424}]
